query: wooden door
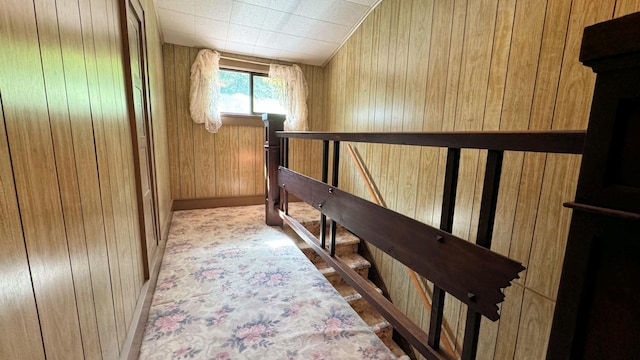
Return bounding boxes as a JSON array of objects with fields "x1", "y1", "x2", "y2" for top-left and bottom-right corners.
[{"x1": 126, "y1": 0, "x2": 158, "y2": 275}]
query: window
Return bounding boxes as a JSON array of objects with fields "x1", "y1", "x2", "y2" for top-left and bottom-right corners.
[{"x1": 218, "y1": 69, "x2": 286, "y2": 115}]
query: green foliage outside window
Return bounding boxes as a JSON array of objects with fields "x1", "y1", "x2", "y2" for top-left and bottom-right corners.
[{"x1": 218, "y1": 70, "x2": 286, "y2": 115}]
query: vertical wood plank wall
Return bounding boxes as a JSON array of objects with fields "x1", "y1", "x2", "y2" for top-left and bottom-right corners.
[
  {"x1": 322, "y1": 1, "x2": 640, "y2": 359},
  {"x1": 0, "y1": 0, "x2": 169, "y2": 358},
  {"x1": 164, "y1": 44, "x2": 323, "y2": 200}
]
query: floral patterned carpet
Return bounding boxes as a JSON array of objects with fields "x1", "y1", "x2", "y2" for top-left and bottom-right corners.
[{"x1": 139, "y1": 204, "x2": 396, "y2": 359}]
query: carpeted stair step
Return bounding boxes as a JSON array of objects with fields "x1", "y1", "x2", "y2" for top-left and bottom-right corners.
[
  {"x1": 335, "y1": 280, "x2": 383, "y2": 300},
  {"x1": 349, "y1": 294, "x2": 393, "y2": 340},
  {"x1": 315, "y1": 253, "x2": 371, "y2": 285},
  {"x1": 286, "y1": 205, "x2": 411, "y2": 360},
  {"x1": 381, "y1": 336, "x2": 412, "y2": 360},
  {"x1": 291, "y1": 232, "x2": 359, "y2": 264}
]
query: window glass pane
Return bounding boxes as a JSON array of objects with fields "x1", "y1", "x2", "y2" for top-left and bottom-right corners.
[
  {"x1": 253, "y1": 75, "x2": 286, "y2": 114},
  {"x1": 219, "y1": 70, "x2": 250, "y2": 113}
]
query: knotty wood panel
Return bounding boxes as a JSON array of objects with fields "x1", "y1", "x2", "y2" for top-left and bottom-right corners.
[
  {"x1": 164, "y1": 44, "x2": 323, "y2": 200},
  {"x1": 0, "y1": 0, "x2": 168, "y2": 358},
  {"x1": 321, "y1": 0, "x2": 635, "y2": 358}
]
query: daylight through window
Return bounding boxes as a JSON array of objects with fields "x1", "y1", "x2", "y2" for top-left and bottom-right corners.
[{"x1": 218, "y1": 69, "x2": 286, "y2": 115}]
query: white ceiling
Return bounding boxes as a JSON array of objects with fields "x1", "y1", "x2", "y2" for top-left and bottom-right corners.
[{"x1": 154, "y1": 0, "x2": 381, "y2": 66}]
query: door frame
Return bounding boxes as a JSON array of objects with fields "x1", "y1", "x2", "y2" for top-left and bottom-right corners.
[{"x1": 119, "y1": 0, "x2": 160, "y2": 279}]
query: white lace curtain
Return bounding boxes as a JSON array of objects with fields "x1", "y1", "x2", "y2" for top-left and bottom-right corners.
[
  {"x1": 269, "y1": 64, "x2": 309, "y2": 131},
  {"x1": 189, "y1": 49, "x2": 222, "y2": 133}
]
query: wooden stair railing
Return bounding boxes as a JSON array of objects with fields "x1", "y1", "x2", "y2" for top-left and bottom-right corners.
[
  {"x1": 264, "y1": 115, "x2": 585, "y2": 360},
  {"x1": 346, "y1": 143, "x2": 458, "y2": 357}
]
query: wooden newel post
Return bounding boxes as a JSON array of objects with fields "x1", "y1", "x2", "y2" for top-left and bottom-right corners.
[
  {"x1": 263, "y1": 113, "x2": 285, "y2": 226},
  {"x1": 547, "y1": 12, "x2": 640, "y2": 359}
]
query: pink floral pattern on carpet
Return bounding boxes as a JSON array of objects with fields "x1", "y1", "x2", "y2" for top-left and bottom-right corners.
[{"x1": 139, "y1": 204, "x2": 395, "y2": 359}]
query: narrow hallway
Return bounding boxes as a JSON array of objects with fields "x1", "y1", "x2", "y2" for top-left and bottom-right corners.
[{"x1": 139, "y1": 204, "x2": 397, "y2": 359}]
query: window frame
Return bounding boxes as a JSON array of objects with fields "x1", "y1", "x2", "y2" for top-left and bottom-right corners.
[{"x1": 218, "y1": 68, "x2": 285, "y2": 117}]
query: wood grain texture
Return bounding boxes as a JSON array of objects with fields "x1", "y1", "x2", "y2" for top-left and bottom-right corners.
[
  {"x1": 614, "y1": 0, "x2": 640, "y2": 16},
  {"x1": 320, "y1": 0, "x2": 633, "y2": 357},
  {"x1": 165, "y1": 44, "x2": 323, "y2": 201},
  {"x1": 164, "y1": 44, "x2": 181, "y2": 199},
  {"x1": 512, "y1": 290, "x2": 555, "y2": 359},
  {"x1": 0, "y1": 0, "x2": 167, "y2": 358},
  {"x1": 0, "y1": 95, "x2": 46, "y2": 360},
  {"x1": 0, "y1": 1, "x2": 85, "y2": 358},
  {"x1": 144, "y1": 0, "x2": 172, "y2": 240}
]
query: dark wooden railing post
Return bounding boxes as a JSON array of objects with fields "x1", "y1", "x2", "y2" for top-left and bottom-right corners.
[
  {"x1": 263, "y1": 113, "x2": 285, "y2": 226},
  {"x1": 429, "y1": 148, "x2": 460, "y2": 351},
  {"x1": 320, "y1": 140, "x2": 330, "y2": 249},
  {"x1": 462, "y1": 149, "x2": 504, "y2": 360},
  {"x1": 329, "y1": 141, "x2": 340, "y2": 256}
]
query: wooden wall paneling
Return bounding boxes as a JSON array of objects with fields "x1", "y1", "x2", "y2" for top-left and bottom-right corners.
[
  {"x1": 451, "y1": 0, "x2": 499, "y2": 347},
  {"x1": 213, "y1": 125, "x2": 228, "y2": 196},
  {"x1": 331, "y1": 48, "x2": 346, "y2": 206},
  {"x1": 101, "y1": 0, "x2": 134, "y2": 345},
  {"x1": 295, "y1": 68, "x2": 308, "y2": 176},
  {"x1": 528, "y1": 0, "x2": 573, "y2": 132},
  {"x1": 143, "y1": 0, "x2": 172, "y2": 237},
  {"x1": 507, "y1": 153, "x2": 546, "y2": 285},
  {"x1": 492, "y1": 283, "x2": 525, "y2": 359},
  {"x1": 363, "y1": 10, "x2": 380, "y2": 215},
  {"x1": 397, "y1": 0, "x2": 430, "y2": 323},
  {"x1": 304, "y1": 65, "x2": 316, "y2": 177},
  {"x1": 416, "y1": 0, "x2": 454, "y2": 231},
  {"x1": 0, "y1": 0, "x2": 85, "y2": 358},
  {"x1": 526, "y1": 153, "x2": 581, "y2": 300},
  {"x1": 431, "y1": 0, "x2": 467, "y2": 242},
  {"x1": 93, "y1": 0, "x2": 128, "y2": 346},
  {"x1": 175, "y1": 45, "x2": 195, "y2": 198},
  {"x1": 108, "y1": 0, "x2": 144, "y2": 325},
  {"x1": 490, "y1": 0, "x2": 547, "y2": 276},
  {"x1": 311, "y1": 67, "x2": 323, "y2": 180},
  {"x1": 33, "y1": 0, "x2": 102, "y2": 356},
  {"x1": 193, "y1": 124, "x2": 216, "y2": 198},
  {"x1": 526, "y1": 0, "x2": 616, "y2": 301},
  {"x1": 238, "y1": 126, "x2": 256, "y2": 195},
  {"x1": 553, "y1": 0, "x2": 616, "y2": 131},
  {"x1": 482, "y1": 0, "x2": 516, "y2": 132},
  {"x1": 506, "y1": 0, "x2": 572, "y2": 288},
  {"x1": 367, "y1": 2, "x2": 391, "y2": 213},
  {"x1": 352, "y1": 17, "x2": 372, "y2": 199},
  {"x1": 164, "y1": 44, "x2": 181, "y2": 199},
  {"x1": 78, "y1": 0, "x2": 123, "y2": 355},
  {"x1": 55, "y1": 0, "x2": 128, "y2": 355},
  {"x1": 342, "y1": 28, "x2": 359, "y2": 196},
  {"x1": 227, "y1": 126, "x2": 241, "y2": 196},
  {"x1": 512, "y1": 290, "x2": 555, "y2": 359},
  {"x1": 320, "y1": 0, "x2": 637, "y2": 357},
  {"x1": 398, "y1": 0, "x2": 429, "y2": 224},
  {"x1": 489, "y1": 0, "x2": 546, "y2": 258},
  {"x1": 0, "y1": 94, "x2": 45, "y2": 360},
  {"x1": 614, "y1": 0, "x2": 640, "y2": 16},
  {"x1": 63, "y1": 0, "x2": 125, "y2": 356},
  {"x1": 378, "y1": 0, "x2": 401, "y2": 315},
  {"x1": 313, "y1": 67, "x2": 325, "y2": 179},
  {"x1": 366, "y1": 4, "x2": 390, "y2": 274},
  {"x1": 500, "y1": 0, "x2": 548, "y2": 131},
  {"x1": 254, "y1": 126, "x2": 263, "y2": 195},
  {"x1": 379, "y1": 0, "x2": 399, "y2": 219},
  {"x1": 214, "y1": 125, "x2": 235, "y2": 196}
]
